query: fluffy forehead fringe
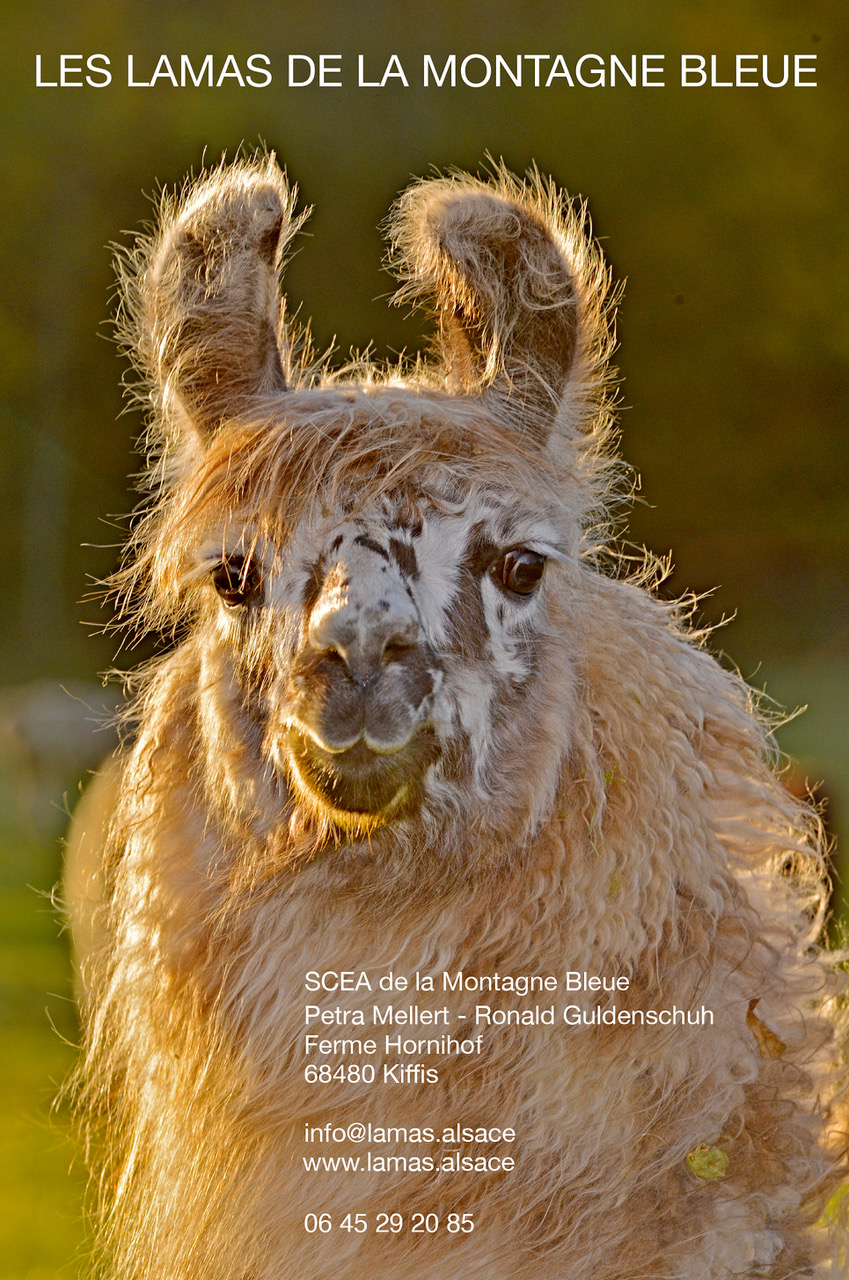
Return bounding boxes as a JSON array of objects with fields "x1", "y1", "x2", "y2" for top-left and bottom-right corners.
[{"x1": 116, "y1": 384, "x2": 614, "y2": 635}]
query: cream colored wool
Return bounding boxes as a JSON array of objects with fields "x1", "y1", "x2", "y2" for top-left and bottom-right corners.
[{"x1": 70, "y1": 154, "x2": 847, "y2": 1279}]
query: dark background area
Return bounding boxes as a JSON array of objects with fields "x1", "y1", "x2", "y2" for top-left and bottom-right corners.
[{"x1": 0, "y1": 3, "x2": 846, "y2": 1274}]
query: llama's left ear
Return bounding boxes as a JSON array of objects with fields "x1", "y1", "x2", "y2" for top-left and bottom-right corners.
[
  {"x1": 124, "y1": 156, "x2": 303, "y2": 447},
  {"x1": 390, "y1": 174, "x2": 580, "y2": 443}
]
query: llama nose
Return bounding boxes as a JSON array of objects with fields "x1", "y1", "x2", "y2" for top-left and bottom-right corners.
[{"x1": 308, "y1": 595, "x2": 420, "y2": 682}]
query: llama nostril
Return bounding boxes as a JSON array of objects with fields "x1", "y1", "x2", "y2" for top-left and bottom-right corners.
[
  {"x1": 316, "y1": 644, "x2": 359, "y2": 686},
  {"x1": 380, "y1": 637, "x2": 415, "y2": 665}
]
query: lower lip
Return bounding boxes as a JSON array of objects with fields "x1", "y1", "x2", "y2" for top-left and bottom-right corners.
[{"x1": 285, "y1": 729, "x2": 414, "y2": 818}]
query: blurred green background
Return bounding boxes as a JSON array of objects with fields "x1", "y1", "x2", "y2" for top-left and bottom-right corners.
[{"x1": 1, "y1": 1, "x2": 847, "y2": 1274}]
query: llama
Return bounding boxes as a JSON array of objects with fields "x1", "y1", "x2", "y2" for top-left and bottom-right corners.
[{"x1": 72, "y1": 154, "x2": 847, "y2": 1279}]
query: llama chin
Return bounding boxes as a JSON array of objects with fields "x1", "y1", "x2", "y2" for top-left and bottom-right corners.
[{"x1": 66, "y1": 153, "x2": 847, "y2": 1280}]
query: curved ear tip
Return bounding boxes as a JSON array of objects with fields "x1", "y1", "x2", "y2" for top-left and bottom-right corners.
[
  {"x1": 190, "y1": 176, "x2": 286, "y2": 226},
  {"x1": 403, "y1": 182, "x2": 497, "y2": 230},
  {"x1": 430, "y1": 187, "x2": 516, "y2": 222},
  {"x1": 256, "y1": 209, "x2": 285, "y2": 265},
  {"x1": 403, "y1": 183, "x2": 549, "y2": 266},
  {"x1": 238, "y1": 181, "x2": 289, "y2": 261},
  {"x1": 158, "y1": 163, "x2": 297, "y2": 274}
]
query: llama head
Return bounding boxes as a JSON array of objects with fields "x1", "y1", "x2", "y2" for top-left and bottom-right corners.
[{"x1": 119, "y1": 156, "x2": 617, "y2": 854}]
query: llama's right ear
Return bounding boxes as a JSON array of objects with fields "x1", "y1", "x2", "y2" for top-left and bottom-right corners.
[{"x1": 127, "y1": 157, "x2": 302, "y2": 446}]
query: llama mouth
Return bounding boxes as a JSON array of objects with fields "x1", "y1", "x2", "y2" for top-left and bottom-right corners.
[{"x1": 285, "y1": 726, "x2": 438, "y2": 823}]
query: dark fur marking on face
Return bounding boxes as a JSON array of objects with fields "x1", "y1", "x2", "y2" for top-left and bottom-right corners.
[
  {"x1": 434, "y1": 522, "x2": 497, "y2": 663},
  {"x1": 463, "y1": 522, "x2": 499, "y2": 577},
  {"x1": 329, "y1": 534, "x2": 344, "y2": 554},
  {"x1": 445, "y1": 580, "x2": 489, "y2": 664},
  {"x1": 389, "y1": 537, "x2": 419, "y2": 579},
  {"x1": 302, "y1": 558, "x2": 324, "y2": 611},
  {"x1": 354, "y1": 533, "x2": 389, "y2": 560}
]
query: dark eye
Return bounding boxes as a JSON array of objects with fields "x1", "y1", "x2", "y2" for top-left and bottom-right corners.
[
  {"x1": 493, "y1": 549, "x2": 547, "y2": 597},
  {"x1": 211, "y1": 555, "x2": 262, "y2": 608}
]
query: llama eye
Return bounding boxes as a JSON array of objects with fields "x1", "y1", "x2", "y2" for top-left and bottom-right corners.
[
  {"x1": 493, "y1": 549, "x2": 547, "y2": 597},
  {"x1": 211, "y1": 555, "x2": 262, "y2": 608}
]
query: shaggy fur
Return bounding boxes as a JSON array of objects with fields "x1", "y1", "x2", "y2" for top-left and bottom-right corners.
[{"x1": 72, "y1": 154, "x2": 847, "y2": 1279}]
